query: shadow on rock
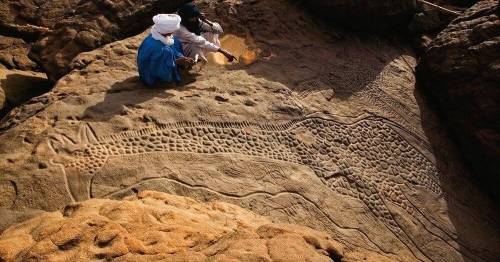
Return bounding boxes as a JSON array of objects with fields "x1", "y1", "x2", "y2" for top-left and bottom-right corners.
[
  {"x1": 82, "y1": 76, "x2": 198, "y2": 122},
  {"x1": 415, "y1": 86, "x2": 500, "y2": 261},
  {"x1": 206, "y1": 0, "x2": 413, "y2": 101},
  {"x1": 0, "y1": 72, "x2": 52, "y2": 118}
]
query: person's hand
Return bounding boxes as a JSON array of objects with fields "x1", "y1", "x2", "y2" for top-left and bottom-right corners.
[
  {"x1": 219, "y1": 48, "x2": 237, "y2": 62},
  {"x1": 225, "y1": 52, "x2": 238, "y2": 63},
  {"x1": 175, "y1": 57, "x2": 195, "y2": 66}
]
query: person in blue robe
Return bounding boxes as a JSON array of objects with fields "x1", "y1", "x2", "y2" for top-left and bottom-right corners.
[{"x1": 137, "y1": 14, "x2": 194, "y2": 86}]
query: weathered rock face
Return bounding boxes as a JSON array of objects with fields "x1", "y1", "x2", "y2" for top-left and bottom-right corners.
[
  {"x1": 0, "y1": 191, "x2": 344, "y2": 261},
  {"x1": 409, "y1": 3, "x2": 458, "y2": 35},
  {"x1": 417, "y1": 0, "x2": 500, "y2": 201},
  {"x1": 0, "y1": 69, "x2": 51, "y2": 117},
  {"x1": 0, "y1": 0, "x2": 79, "y2": 41},
  {"x1": 408, "y1": 1, "x2": 463, "y2": 54},
  {"x1": 0, "y1": 36, "x2": 38, "y2": 71},
  {"x1": 30, "y1": 0, "x2": 191, "y2": 81},
  {"x1": 304, "y1": 0, "x2": 417, "y2": 30},
  {"x1": 1, "y1": 0, "x2": 500, "y2": 261}
]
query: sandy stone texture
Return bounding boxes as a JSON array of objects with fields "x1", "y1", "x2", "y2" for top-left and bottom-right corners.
[
  {"x1": 0, "y1": 0, "x2": 499, "y2": 261},
  {"x1": 0, "y1": 69, "x2": 50, "y2": 116},
  {"x1": 0, "y1": 36, "x2": 37, "y2": 71},
  {"x1": 0, "y1": 191, "x2": 344, "y2": 261}
]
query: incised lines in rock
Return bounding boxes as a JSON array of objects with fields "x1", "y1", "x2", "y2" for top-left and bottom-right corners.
[{"x1": 48, "y1": 115, "x2": 454, "y2": 260}]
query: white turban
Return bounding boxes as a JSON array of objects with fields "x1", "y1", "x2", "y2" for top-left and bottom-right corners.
[{"x1": 152, "y1": 14, "x2": 181, "y2": 34}]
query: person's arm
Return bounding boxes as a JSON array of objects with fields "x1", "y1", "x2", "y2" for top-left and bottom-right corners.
[
  {"x1": 174, "y1": 26, "x2": 220, "y2": 52},
  {"x1": 175, "y1": 57, "x2": 195, "y2": 66},
  {"x1": 218, "y1": 48, "x2": 237, "y2": 62},
  {"x1": 174, "y1": 26, "x2": 236, "y2": 62},
  {"x1": 200, "y1": 20, "x2": 223, "y2": 34},
  {"x1": 157, "y1": 56, "x2": 194, "y2": 84},
  {"x1": 155, "y1": 47, "x2": 180, "y2": 83},
  {"x1": 173, "y1": 44, "x2": 195, "y2": 66}
]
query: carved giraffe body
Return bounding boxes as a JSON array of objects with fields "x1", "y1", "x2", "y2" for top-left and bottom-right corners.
[{"x1": 52, "y1": 116, "x2": 449, "y2": 259}]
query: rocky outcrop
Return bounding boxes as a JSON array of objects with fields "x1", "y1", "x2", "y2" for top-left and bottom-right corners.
[
  {"x1": 0, "y1": 36, "x2": 37, "y2": 71},
  {"x1": 304, "y1": 0, "x2": 417, "y2": 30},
  {"x1": 441, "y1": 0, "x2": 478, "y2": 7},
  {"x1": 409, "y1": 1, "x2": 463, "y2": 54},
  {"x1": 0, "y1": 0, "x2": 78, "y2": 41},
  {"x1": 0, "y1": 36, "x2": 51, "y2": 117},
  {"x1": 409, "y1": 3, "x2": 458, "y2": 35},
  {"x1": 417, "y1": 0, "x2": 500, "y2": 201},
  {"x1": 30, "y1": 0, "x2": 191, "y2": 81},
  {"x1": 0, "y1": 69, "x2": 51, "y2": 117},
  {"x1": 1, "y1": 0, "x2": 500, "y2": 261},
  {"x1": 0, "y1": 191, "x2": 344, "y2": 261}
]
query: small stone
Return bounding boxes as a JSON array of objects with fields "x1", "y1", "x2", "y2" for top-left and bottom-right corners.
[{"x1": 215, "y1": 95, "x2": 229, "y2": 102}]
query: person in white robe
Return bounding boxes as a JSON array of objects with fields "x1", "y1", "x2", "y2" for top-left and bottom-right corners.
[{"x1": 174, "y1": 2, "x2": 236, "y2": 63}]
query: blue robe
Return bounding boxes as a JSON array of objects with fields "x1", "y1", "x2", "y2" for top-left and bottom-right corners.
[{"x1": 137, "y1": 35, "x2": 184, "y2": 86}]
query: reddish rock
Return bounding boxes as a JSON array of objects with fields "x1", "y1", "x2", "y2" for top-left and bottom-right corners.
[
  {"x1": 0, "y1": 36, "x2": 37, "y2": 71},
  {"x1": 1, "y1": 0, "x2": 500, "y2": 261},
  {"x1": 0, "y1": 191, "x2": 344, "y2": 261}
]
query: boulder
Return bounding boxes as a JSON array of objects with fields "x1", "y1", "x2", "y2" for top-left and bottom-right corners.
[
  {"x1": 0, "y1": 69, "x2": 51, "y2": 117},
  {"x1": 408, "y1": 1, "x2": 462, "y2": 54},
  {"x1": 0, "y1": 36, "x2": 38, "y2": 71},
  {"x1": 0, "y1": 191, "x2": 344, "y2": 261},
  {"x1": 30, "y1": 0, "x2": 191, "y2": 81},
  {"x1": 417, "y1": 0, "x2": 500, "y2": 200},
  {"x1": 409, "y1": 8, "x2": 456, "y2": 35},
  {"x1": 0, "y1": 0, "x2": 79, "y2": 41}
]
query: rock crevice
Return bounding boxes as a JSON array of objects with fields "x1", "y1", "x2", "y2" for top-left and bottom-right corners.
[{"x1": 417, "y1": 0, "x2": 500, "y2": 201}]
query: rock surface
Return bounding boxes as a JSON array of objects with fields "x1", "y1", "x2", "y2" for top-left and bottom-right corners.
[
  {"x1": 0, "y1": 36, "x2": 38, "y2": 71},
  {"x1": 30, "y1": 0, "x2": 191, "y2": 81},
  {"x1": 437, "y1": 0, "x2": 478, "y2": 8},
  {"x1": 408, "y1": 1, "x2": 462, "y2": 54},
  {"x1": 0, "y1": 69, "x2": 51, "y2": 117},
  {"x1": 0, "y1": 0, "x2": 78, "y2": 41},
  {"x1": 0, "y1": 191, "x2": 344, "y2": 261},
  {"x1": 1, "y1": 0, "x2": 500, "y2": 261},
  {"x1": 417, "y1": 0, "x2": 500, "y2": 201},
  {"x1": 409, "y1": 3, "x2": 458, "y2": 35}
]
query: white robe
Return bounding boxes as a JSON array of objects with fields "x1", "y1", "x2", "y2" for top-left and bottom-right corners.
[{"x1": 173, "y1": 20, "x2": 223, "y2": 62}]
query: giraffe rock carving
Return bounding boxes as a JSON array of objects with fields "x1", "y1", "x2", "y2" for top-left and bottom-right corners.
[{"x1": 50, "y1": 115, "x2": 444, "y2": 258}]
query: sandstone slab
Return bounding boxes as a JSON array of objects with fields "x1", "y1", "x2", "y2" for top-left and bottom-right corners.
[
  {"x1": 1, "y1": 0, "x2": 499, "y2": 261},
  {"x1": 0, "y1": 69, "x2": 51, "y2": 117}
]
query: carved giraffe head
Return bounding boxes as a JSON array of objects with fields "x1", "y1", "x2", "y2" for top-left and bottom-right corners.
[{"x1": 48, "y1": 123, "x2": 98, "y2": 166}]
